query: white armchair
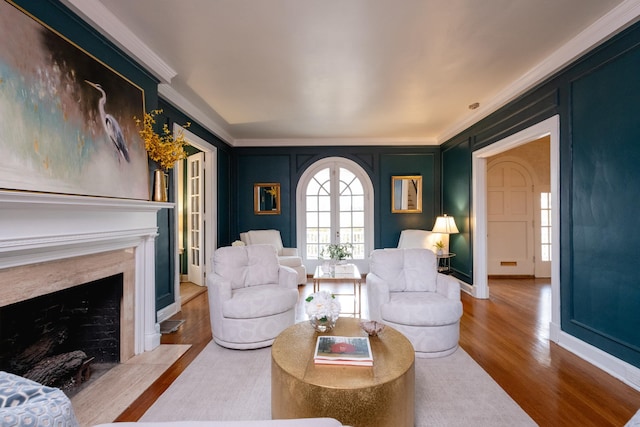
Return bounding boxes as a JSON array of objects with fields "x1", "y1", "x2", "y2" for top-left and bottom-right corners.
[
  {"x1": 366, "y1": 248, "x2": 463, "y2": 358},
  {"x1": 207, "y1": 245, "x2": 299, "y2": 349},
  {"x1": 240, "y1": 229, "x2": 307, "y2": 284},
  {"x1": 397, "y1": 229, "x2": 440, "y2": 252}
]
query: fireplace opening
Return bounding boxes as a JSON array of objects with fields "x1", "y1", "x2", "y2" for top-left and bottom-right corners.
[{"x1": 0, "y1": 273, "x2": 123, "y2": 396}]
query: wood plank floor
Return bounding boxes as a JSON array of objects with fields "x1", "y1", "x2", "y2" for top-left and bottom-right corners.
[{"x1": 116, "y1": 278, "x2": 640, "y2": 426}]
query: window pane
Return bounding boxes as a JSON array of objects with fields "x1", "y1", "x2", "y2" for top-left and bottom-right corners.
[
  {"x1": 318, "y1": 195, "x2": 331, "y2": 211},
  {"x1": 307, "y1": 212, "x2": 318, "y2": 227},
  {"x1": 340, "y1": 195, "x2": 352, "y2": 211},
  {"x1": 352, "y1": 212, "x2": 364, "y2": 227},
  {"x1": 340, "y1": 212, "x2": 352, "y2": 227},
  {"x1": 352, "y1": 195, "x2": 364, "y2": 211},
  {"x1": 318, "y1": 212, "x2": 331, "y2": 227}
]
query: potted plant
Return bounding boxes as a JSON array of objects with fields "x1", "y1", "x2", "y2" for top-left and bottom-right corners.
[
  {"x1": 321, "y1": 242, "x2": 353, "y2": 261},
  {"x1": 434, "y1": 241, "x2": 445, "y2": 255}
]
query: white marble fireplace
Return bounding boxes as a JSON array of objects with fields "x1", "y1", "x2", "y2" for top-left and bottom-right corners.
[{"x1": 0, "y1": 190, "x2": 169, "y2": 361}]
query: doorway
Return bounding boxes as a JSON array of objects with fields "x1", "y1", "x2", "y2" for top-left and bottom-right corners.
[
  {"x1": 174, "y1": 125, "x2": 216, "y2": 307},
  {"x1": 296, "y1": 157, "x2": 374, "y2": 274},
  {"x1": 471, "y1": 115, "x2": 560, "y2": 340}
]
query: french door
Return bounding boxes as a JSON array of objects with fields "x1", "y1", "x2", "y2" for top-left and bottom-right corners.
[
  {"x1": 298, "y1": 157, "x2": 373, "y2": 273},
  {"x1": 187, "y1": 152, "x2": 204, "y2": 286}
]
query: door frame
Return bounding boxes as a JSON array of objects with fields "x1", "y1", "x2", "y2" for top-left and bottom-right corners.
[
  {"x1": 158, "y1": 124, "x2": 216, "y2": 321},
  {"x1": 471, "y1": 115, "x2": 560, "y2": 339}
]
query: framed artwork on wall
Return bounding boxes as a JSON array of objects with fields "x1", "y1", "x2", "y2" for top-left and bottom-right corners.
[
  {"x1": 392, "y1": 175, "x2": 422, "y2": 213},
  {"x1": 254, "y1": 183, "x2": 280, "y2": 215},
  {"x1": 0, "y1": 1, "x2": 149, "y2": 200}
]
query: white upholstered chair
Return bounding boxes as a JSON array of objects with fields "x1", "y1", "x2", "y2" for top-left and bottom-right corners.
[
  {"x1": 397, "y1": 229, "x2": 441, "y2": 252},
  {"x1": 207, "y1": 245, "x2": 298, "y2": 349},
  {"x1": 366, "y1": 248, "x2": 463, "y2": 358},
  {"x1": 240, "y1": 229, "x2": 307, "y2": 284}
]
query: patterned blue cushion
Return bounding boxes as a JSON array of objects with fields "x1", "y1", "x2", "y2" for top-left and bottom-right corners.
[{"x1": 0, "y1": 371, "x2": 79, "y2": 427}]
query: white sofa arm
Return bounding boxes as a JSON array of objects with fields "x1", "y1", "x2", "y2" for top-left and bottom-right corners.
[
  {"x1": 278, "y1": 265, "x2": 298, "y2": 289},
  {"x1": 281, "y1": 247, "x2": 299, "y2": 257},
  {"x1": 365, "y1": 272, "x2": 391, "y2": 322},
  {"x1": 436, "y1": 273, "x2": 461, "y2": 300}
]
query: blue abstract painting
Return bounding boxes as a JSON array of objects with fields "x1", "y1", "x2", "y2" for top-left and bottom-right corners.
[{"x1": 0, "y1": 1, "x2": 149, "y2": 200}]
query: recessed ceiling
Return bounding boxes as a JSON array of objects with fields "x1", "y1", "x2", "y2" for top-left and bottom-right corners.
[{"x1": 65, "y1": 0, "x2": 635, "y2": 145}]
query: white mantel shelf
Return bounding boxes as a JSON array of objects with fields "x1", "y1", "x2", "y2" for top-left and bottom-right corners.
[
  {"x1": 0, "y1": 190, "x2": 173, "y2": 211},
  {"x1": 0, "y1": 190, "x2": 172, "y2": 269}
]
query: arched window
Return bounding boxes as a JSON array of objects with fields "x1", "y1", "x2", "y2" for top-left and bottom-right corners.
[{"x1": 297, "y1": 157, "x2": 374, "y2": 273}]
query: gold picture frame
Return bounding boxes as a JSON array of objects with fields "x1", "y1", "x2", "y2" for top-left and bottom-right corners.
[
  {"x1": 254, "y1": 183, "x2": 281, "y2": 215},
  {"x1": 391, "y1": 176, "x2": 422, "y2": 213}
]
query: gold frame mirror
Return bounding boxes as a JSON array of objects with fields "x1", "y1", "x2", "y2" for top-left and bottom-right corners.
[
  {"x1": 391, "y1": 175, "x2": 422, "y2": 213},
  {"x1": 254, "y1": 183, "x2": 281, "y2": 215}
]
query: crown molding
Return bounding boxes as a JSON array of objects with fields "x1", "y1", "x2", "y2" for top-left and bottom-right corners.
[
  {"x1": 438, "y1": 0, "x2": 640, "y2": 144},
  {"x1": 233, "y1": 136, "x2": 438, "y2": 148},
  {"x1": 158, "y1": 84, "x2": 235, "y2": 145},
  {"x1": 60, "y1": 0, "x2": 177, "y2": 83}
]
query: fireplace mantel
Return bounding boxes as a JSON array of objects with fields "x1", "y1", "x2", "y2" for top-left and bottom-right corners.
[{"x1": 0, "y1": 190, "x2": 171, "y2": 355}]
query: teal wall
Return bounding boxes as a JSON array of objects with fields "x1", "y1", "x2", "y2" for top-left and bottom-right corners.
[
  {"x1": 233, "y1": 146, "x2": 441, "y2": 249},
  {"x1": 441, "y1": 22, "x2": 640, "y2": 367}
]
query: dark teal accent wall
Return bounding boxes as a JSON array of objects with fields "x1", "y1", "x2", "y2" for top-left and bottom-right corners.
[
  {"x1": 567, "y1": 38, "x2": 640, "y2": 365},
  {"x1": 236, "y1": 154, "x2": 293, "y2": 243},
  {"x1": 441, "y1": 21, "x2": 640, "y2": 367},
  {"x1": 234, "y1": 146, "x2": 441, "y2": 250},
  {"x1": 378, "y1": 154, "x2": 437, "y2": 248},
  {"x1": 441, "y1": 138, "x2": 472, "y2": 282}
]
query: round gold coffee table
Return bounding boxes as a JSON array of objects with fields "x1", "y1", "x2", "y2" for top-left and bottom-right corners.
[{"x1": 271, "y1": 317, "x2": 415, "y2": 427}]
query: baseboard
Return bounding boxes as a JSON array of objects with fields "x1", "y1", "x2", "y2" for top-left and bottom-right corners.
[
  {"x1": 156, "y1": 301, "x2": 180, "y2": 323},
  {"x1": 488, "y1": 275, "x2": 535, "y2": 279},
  {"x1": 556, "y1": 329, "x2": 640, "y2": 392}
]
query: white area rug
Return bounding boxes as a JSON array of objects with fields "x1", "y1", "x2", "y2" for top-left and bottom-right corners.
[{"x1": 141, "y1": 341, "x2": 537, "y2": 426}]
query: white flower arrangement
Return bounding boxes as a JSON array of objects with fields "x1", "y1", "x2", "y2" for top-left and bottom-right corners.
[{"x1": 304, "y1": 290, "x2": 341, "y2": 321}]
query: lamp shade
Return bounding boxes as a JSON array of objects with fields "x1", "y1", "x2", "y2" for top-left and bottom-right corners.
[{"x1": 432, "y1": 214, "x2": 459, "y2": 234}]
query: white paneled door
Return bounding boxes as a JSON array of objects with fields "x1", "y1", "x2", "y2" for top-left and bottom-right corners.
[
  {"x1": 187, "y1": 152, "x2": 204, "y2": 286},
  {"x1": 487, "y1": 160, "x2": 534, "y2": 276}
]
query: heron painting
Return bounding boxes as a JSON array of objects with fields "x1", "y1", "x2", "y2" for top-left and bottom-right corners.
[
  {"x1": 0, "y1": 1, "x2": 148, "y2": 200},
  {"x1": 85, "y1": 80, "x2": 131, "y2": 163}
]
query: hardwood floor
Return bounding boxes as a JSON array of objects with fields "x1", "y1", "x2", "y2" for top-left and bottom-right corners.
[
  {"x1": 116, "y1": 278, "x2": 640, "y2": 426},
  {"x1": 461, "y1": 278, "x2": 639, "y2": 426}
]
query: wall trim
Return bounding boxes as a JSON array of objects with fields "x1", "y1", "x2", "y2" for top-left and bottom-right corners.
[{"x1": 556, "y1": 329, "x2": 640, "y2": 392}]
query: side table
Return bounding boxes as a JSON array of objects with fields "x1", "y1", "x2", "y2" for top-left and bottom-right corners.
[{"x1": 436, "y1": 252, "x2": 456, "y2": 274}]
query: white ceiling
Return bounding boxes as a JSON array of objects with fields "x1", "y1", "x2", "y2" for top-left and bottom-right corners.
[{"x1": 63, "y1": 0, "x2": 639, "y2": 146}]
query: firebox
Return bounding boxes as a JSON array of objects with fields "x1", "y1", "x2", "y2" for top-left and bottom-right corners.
[{"x1": 0, "y1": 274, "x2": 123, "y2": 388}]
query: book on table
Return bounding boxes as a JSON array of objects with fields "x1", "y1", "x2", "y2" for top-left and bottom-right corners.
[{"x1": 313, "y1": 335, "x2": 373, "y2": 366}]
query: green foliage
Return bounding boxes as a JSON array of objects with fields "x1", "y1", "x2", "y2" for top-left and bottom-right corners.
[{"x1": 320, "y1": 243, "x2": 353, "y2": 260}]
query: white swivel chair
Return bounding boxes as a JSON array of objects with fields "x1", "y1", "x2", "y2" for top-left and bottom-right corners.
[
  {"x1": 397, "y1": 229, "x2": 440, "y2": 252},
  {"x1": 366, "y1": 248, "x2": 463, "y2": 358},
  {"x1": 240, "y1": 229, "x2": 307, "y2": 284},
  {"x1": 207, "y1": 244, "x2": 298, "y2": 349}
]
